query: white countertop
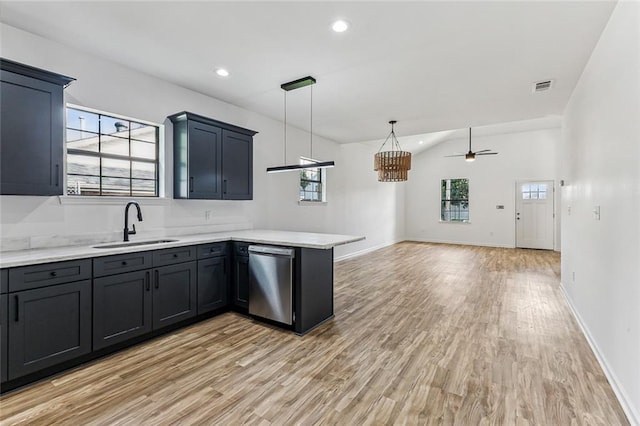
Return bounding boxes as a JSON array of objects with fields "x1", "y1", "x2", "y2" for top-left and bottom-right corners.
[{"x1": 0, "y1": 230, "x2": 365, "y2": 268}]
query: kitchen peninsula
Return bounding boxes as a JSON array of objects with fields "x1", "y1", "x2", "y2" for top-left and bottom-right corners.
[{"x1": 0, "y1": 229, "x2": 364, "y2": 391}]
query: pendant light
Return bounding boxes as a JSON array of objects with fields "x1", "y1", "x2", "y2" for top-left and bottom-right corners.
[
  {"x1": 266, "y1": 76, "x2": 335, "y2": 173},
  {"x1": 374, "y1": 120, "x2": 412, "y2": 182}
]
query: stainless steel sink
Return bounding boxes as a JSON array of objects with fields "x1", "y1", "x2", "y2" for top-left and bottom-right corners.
[{"x1": 93, "y1": 239, "x2": 178, "y2": 249}]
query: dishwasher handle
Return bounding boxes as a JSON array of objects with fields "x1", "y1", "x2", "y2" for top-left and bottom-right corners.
[{"x1": 248, "y1": 245, "x2": 295, "y2": 258}]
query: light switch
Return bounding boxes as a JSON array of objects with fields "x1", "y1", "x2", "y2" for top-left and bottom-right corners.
[{"x1": 496, "y1": 205, "x2": 505, "y2": 210}]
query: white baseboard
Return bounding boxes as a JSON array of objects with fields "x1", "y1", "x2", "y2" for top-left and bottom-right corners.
[
  {"x1": 405, "y1": 237, "x2": 515, "y2": 249},
  {"x1": 560, "y1": 283, "x2": 639, "y2": 426},
  {"x1": 334, "y1": 239, "x2": 402, "y2": 262}
]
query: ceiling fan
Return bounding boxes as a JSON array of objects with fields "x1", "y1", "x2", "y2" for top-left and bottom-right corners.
[{"x1": 445, "y1": 128, "x2": 498, "y2": 162}]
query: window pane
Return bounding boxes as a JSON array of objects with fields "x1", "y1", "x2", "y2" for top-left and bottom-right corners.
[
  {"x1": 538, "y1": 184, "x2": 547, "y2": 192},
  {"x1": 132, "y1": 161, "x2": 155, "y2": 180},
  {"x1": 130, "y1": 124, "x2": 157, "y2": 143},
  {"x1": 102, "y1": 177, "x2": 130, "y2": 196},
  {"x1": 131, "y1": 140, "x2": 156, "y2": 159},
  {"x1": 67, "y1": 175, "x2": 100, "y2": 196},
  {"x1": 530, "y1": 192, "x2": 538, "y2": 199},
  {"x1": 132, "y1": 179, "x2": 156, "y2": 196},
  {"x1": 102, "y1": 158, "x2": 130, "y2": 178},
  {"x1": 67, "y1": 154, "x2": 100, "y2": 176},
  {"x1": 530, "y1": 184, "x2": 538, "y2": 192},
  {"x1": 522, "y1": 184, "x2": 530, "y2": 192},
  {"x1": 101, "y1": 135, "x2": 130, "y2": 157},
  {"x1": 539, "y1": 191, "x2": 547, "y2": 199},
  {"x1": 67, "y1": 108, "x2": 99, "y2": 132},
  {"x1": 523, "y1": 192, "x2": 530, "y2": 199},
  {"x1": 66, "y1": 130, "x2": 100, "y2": 153},
  {"x1": 101, "y1": 115, "x2": 130, "y2": 136}
]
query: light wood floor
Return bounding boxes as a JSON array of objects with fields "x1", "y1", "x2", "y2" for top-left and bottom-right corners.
[{"x1": 0, "y1": 242, "x2": 629, "y2": 425}]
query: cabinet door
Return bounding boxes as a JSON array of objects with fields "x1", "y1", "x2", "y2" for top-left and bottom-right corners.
[
  {"x1": 187, "y1": 120, "x2": 222, "y2": 199},
  {"x1": 233, "y1": 256, "x2": 249, "y2": 309},
  {"x1": 0, "y1": 70, "x2": 64, "y2": 195},
  {"x1": 93, "y1": 270, "x2": 152, "y2": 351},
  {"x1": 197, "y1": 256, "x2": 228, "y2": 314},
  {"x1": 8, "y1": 281, "x2": 91, "y2": 380},
  {"x1": 153, "y1": 262, "x2": 197, "y2": 329},
  {"x1": 222, "y1": 130, "x2": 253, "y2": 200},
  {"x1": 1, "y1": 294, "x2": 7, "y2": 383}
]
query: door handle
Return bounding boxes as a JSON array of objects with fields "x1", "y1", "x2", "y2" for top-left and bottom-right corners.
[
  {"x1": 189, "y1": 177, "x2": 194, "y2": 192},
  {"x1": 155, "y1": 270, "x2": 159, "y2": 289},
  {"x1": 55, "y1": 164, "x2": 60, "y2": 187},
  {"x1": 223, "y1": 180, "x2": 227, "y2": 194},
  {"x1": 14, "y1": 295, "x2": 19, "y2": 322},
  {"x1": 145, "y1": 271, "x2": 150, "y2": 291}
]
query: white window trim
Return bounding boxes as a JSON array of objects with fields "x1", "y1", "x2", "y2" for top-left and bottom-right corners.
[
  {"x1": 299, "y1": 157, "x2": 327, "y2": 203},
  {"x1": 64, "y1": 104, "x2": 164, "y2": 199},
  {"x1": 298, "y1": 200, "x2": 328, "y2": 206},
  {"x1": 58, "y1": 195, "x2": 171, "y2": 206}
]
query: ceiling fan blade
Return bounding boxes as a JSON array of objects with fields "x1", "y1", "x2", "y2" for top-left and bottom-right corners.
[
  {"x1": 476, "y1": 152, "x2": 498, "y2": 155},
  {"x1": 474, "y1": 149, "x2": 492, "y2": 153},
  {"x1": 444, "y1": 154, "x2": 466, "y2": 157}
]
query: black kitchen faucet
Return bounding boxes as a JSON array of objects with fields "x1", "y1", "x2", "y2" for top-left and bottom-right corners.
[{"x1": 123, "y1": 201, "x2": 143, "y2": 242}]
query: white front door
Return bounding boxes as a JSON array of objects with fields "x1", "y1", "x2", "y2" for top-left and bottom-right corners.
[{"x1": 516, "y1": 180, "x2": 554, "y2": 250}]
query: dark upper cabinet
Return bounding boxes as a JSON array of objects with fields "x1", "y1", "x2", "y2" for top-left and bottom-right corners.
[
  {"x1": 222, "y1": 130, "x2": 253, "y2": 200},
  {"x1": 0, "y1": 59, "x2": 74, "y2": 196},
  {"x1": 93, "y1": 270, "x2": 152, "y2": 351},
  {"x1": 169, "y1": 112, "x2": 257, "y2": 200},
  {"x1": 7, "y1": 280, "x2": 91, "y2": 380},
  {"x1": 153, "y1": 262, "x2": 197, "y2": 329}
]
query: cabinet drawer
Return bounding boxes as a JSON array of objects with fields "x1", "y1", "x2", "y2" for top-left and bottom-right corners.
[
  {"x1": 8, "y1": 259, "x2": 91, "y2": 292},
  {"x1": 153, "y1": 246, "x2": 196, "y2": 267},
  {"x1": 197, "y1": 242, "x2": 228, "y2": 259},
  {"x1": 234, "y1": 242, "x2": 250, "y2": 257},
  {"x1": 1, "y1": 269, "x2": 7, "y2": 294},
  {"x1": 94, "y1": 252, "x2": 152, "y2": 277}
]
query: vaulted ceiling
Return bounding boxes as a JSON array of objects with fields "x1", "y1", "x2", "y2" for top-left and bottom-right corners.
[{"x1": 0, "y1": 1, "x2": 616, "y2": 144}]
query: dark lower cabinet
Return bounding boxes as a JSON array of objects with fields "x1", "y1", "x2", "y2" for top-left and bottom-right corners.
[
  {"x1": 197, "y1": 256, "x2": 228, "y2": 314},
  {"x1": 93, "y1": 270, "x2": 152, "y2": 351},
  {"x1": 153, "y1": 262, "x2": 197, "y2": 329},
  {"x1": 233, "y1": 256, "x2": 249, "y2": 309},
  {"x1": 1, "y1": 294, "x2": 7, "y2": 383},
  {"x1": 7, "y1": 280, "x2": 91, "y2": 380}
]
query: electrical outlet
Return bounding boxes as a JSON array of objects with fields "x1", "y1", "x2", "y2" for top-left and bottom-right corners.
[{"x1": 205, "y1": 210, "x2": 211, "y2": 221}]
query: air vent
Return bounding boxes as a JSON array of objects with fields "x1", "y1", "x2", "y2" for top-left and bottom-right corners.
[{"x1": 533, "y1": 79, "x2": 554, "y2": 93}]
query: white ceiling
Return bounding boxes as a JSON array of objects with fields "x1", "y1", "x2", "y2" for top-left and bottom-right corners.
[{"x1": 0, "y1": 1, "x2": 615, "y2": 144}]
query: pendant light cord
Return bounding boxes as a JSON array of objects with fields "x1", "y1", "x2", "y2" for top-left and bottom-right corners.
[
  {"x1": 377, "y1": 121, "x2": 403, "y2": 153},
  {"x1": 283, "y1": 91, "x2": 287, "y2": 164},
  {"x1": 310, "y1": 84, "x2": 313, "y2": 159}
]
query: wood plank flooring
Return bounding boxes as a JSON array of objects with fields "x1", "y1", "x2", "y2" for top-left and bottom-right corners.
[{"x1": 0, "y1": 242, "x2": 629, "y2": 425}]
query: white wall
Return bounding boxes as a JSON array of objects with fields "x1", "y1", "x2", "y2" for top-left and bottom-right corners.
[
  {"x1": 560, "y1": 2, "x2": 640, "y2": 424},
  {"x1": 405, "y1": 128, "x2": 560, "y2": 248},
  {"x1": 0, "y1": 23, "x2": 403, "y2": 255}
]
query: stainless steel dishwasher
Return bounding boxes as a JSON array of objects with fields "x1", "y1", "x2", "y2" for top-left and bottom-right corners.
[{"x1": 248, "y1": 245, "x2": 295, "y2": 325}]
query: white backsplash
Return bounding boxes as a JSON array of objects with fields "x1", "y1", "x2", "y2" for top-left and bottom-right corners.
[{"x1": 0, "y1": 222, "x2": 252, "y2": 252}]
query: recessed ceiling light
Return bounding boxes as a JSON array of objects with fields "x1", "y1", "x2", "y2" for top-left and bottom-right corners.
[
  {"x1": 332, "y1": 20, "x2": 350, "y2": 33},
  {"x1": 216, "y1": 68, "x2": 230, "y2": 77},
  {"x1": 418, "y1": 140, "x2": 424, "y2": 145}
]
